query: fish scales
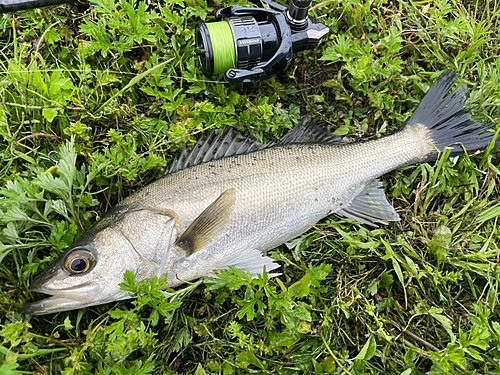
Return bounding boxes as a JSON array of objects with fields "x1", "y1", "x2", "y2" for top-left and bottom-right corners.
[
  {"x1": 23, "y1": 71, "x2": 498, "y2": 315},
  {"x1": 126, "y1": 124, "x2": 431, "y2": 226},
  {"x1": 118, "y1": 125, "x2": 433, "y2": 282}
]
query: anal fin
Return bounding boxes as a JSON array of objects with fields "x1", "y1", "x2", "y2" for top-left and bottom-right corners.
[
  {"x1": 175, "y1": 189, "x2": 236, "y2": 255},
  {"x1": 337, "y1": 179, "x2": 400, "y2": 226}
]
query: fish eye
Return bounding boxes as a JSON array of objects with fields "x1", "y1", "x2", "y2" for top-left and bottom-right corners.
[{"x1": 63, "y1": 248, "x2": 95, "y2": 275}]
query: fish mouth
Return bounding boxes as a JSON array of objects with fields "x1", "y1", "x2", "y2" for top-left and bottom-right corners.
[{"x1": 23, "y1": 282, "x2": 100, "y2": 315}]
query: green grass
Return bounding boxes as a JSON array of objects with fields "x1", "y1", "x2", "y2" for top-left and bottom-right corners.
[{"x1": 1, "y1": 0, "x2": 500, "y2": 374}]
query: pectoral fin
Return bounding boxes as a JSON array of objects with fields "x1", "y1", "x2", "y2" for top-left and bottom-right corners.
[{"x1": 175, "y1": 189, "x2": 236, "y2": 255}]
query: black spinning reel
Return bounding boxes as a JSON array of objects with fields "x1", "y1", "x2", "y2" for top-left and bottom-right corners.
[{"x1": 195, "y1": 0, "x2": 329, "y2": 82}]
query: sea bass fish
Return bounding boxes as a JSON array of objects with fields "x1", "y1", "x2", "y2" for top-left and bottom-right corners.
[{"x1": 23, "y1": 71, "x2": 496, "y2": 315}]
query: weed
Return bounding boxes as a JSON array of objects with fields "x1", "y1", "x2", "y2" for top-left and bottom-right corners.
[{"x1": 0, "y1": 0, "x2": 500, "y2": 374}]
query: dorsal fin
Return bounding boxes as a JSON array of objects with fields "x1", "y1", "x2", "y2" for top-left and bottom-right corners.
[
  {"x1": 279, "y1": 118, "x2": 344, "y2": 145},
  {"x1": 168, "y1": 127, "x2": 267, "y2": 174},
  {"x1": 168, "y1": 119, "x2": 343, "y2": 175}
]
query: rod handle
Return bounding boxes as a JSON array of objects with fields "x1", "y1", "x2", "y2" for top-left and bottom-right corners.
[{"x1": 0, "y1": 0, "x2": 77, "y2": 13}]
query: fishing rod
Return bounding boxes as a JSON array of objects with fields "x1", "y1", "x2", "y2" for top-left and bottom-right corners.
[
  {"x1": 0, "y1": 0, "x2": 329, "y2": 83},
  {"x1": 0, "y1": 0, "x2": 77, "y2": 12}
]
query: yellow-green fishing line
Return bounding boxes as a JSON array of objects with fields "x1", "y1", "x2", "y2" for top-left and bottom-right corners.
[{"x1": 206, "y1": 21, "x2": 236, "y2": 74}]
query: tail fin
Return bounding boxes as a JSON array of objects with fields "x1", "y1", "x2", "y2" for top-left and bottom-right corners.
[{"x1": 407, "y1": 70, "x2": 496, "y2": 162}]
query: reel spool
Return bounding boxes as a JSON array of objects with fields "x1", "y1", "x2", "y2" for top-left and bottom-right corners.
[{"x1": 195, "y1": 0, "x2": 329, "y2": 83}]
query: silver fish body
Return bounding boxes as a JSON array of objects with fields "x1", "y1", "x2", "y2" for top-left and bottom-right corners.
[
  {"x1": 23, "y1": 71, "x2": 496, "y2": 315},
  {"x1": 125, "y1": 124, "x2": 430, "y2": 281}
]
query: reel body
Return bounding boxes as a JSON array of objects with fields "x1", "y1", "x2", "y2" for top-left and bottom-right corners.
[{"x1": 195, "y1": 0, "x2": 329, "y2": 83}]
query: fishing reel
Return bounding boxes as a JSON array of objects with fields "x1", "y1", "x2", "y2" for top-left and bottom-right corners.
[{"x1": 195, "y1": 0, "x2": 329, "y2": 82}]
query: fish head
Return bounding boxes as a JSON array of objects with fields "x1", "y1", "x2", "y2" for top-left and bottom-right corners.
[{"x1": 23, "y1": 221, "x2": 144, "y2": 315}]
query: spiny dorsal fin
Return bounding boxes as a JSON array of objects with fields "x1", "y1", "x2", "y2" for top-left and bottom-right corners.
[
  {"x1": 168, "y1": 119, "x2": 343, "y2": 174},
  {"x1": 175, "y1": 189, "x2": 236, "y2": 255},
  {"x1": 337, "y1": 179, "x2": 400, "y2": 227},
  {"x1": 168, "y1": 127, "x2": 266, "y2": 174},
  {"x1": 279, "y1": 118, "x2": 344, "y2": 145}
]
